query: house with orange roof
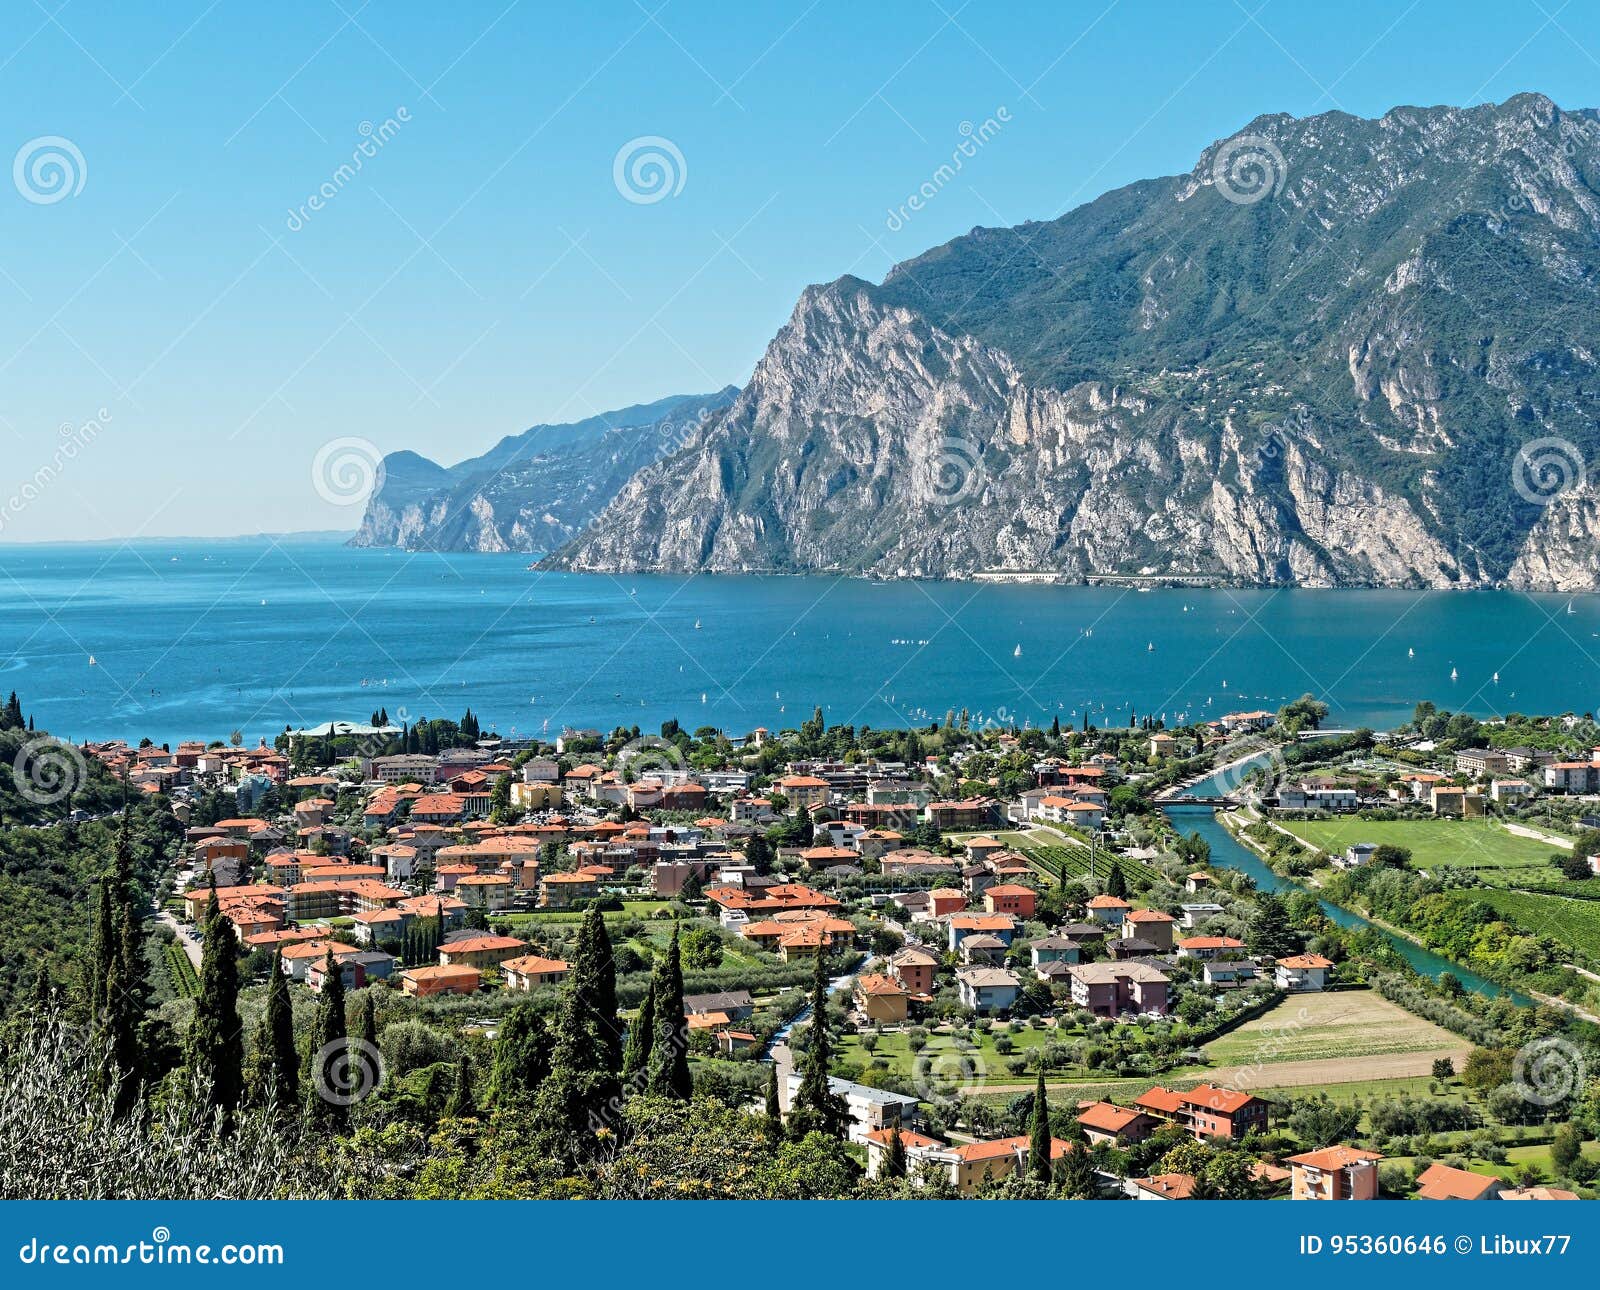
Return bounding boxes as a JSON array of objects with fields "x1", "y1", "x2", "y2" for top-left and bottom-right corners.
[
  {"x1": 1086, "y1": 893, "x2": 1131, "y2": 925},
  {"x1": 1076, "y1": 1100, "x2": 1161, "y2": 1145},
  {"x1": 706, "y1": 882, "x2": 840, "y2": 914},
  {"x1": 455, "y1": 872, "x2": 515, "y2": 911},
  {"x1": 775, "y1": 774, "x2": 830, "y2": 809},
  {"x1": 1275, "y1": 953, "x2": 1334, "y2": 992},
  {"x1": 1134, "y1": 1083, "x2": 1268, "y2": 1141},
  {"x1": 1126, "y1": 1172, "x2": 1196, "y2": 1200},
  {"x1": 437, "y1": 934, "x2": 527, "y2": 970},
  {"x1": 983, "y1": 883, "x2": 1037, "y2": 918},
  {"x1": 399, "y1": 964, "x2": 482, "y2": 998},
  {"x1": 543, "y1": 868, "x2": 603, "y2": 907},
  {"x1": 501, "y1": 954, "x2": 570, "y2": 991},
  {"x1": 1176, "y1": 934, "x2": 1246, "y2": 960},
  {"x1": 1068, "y1": 962, "x2": 1170, "y2": 1017},
  {"x1": 1288, "y1": 1145, "x2": 1382, "y2": 1200},
  {"x1": 1414, "y1": 1161, "x2": 1501, "y2": 1200},
  {"x1": 1501, "y1": 1185, "x2": 1580, "y2": 1200},
  {"x1": 928, "y1": 1135, "x2": 1076, "y2": 1195},
  {"x1": 853, "y1": 972, "x2": 910, "y2": 1023},
  {"x1": 946, "y1": 912, "x2": 1017, "y2": 952},
  {"x1": 888, "y1": 945, "x2": 939, "y2": 996},
  {"x1": 927, "y1": 888, "x2": 967, "y2": 918}
]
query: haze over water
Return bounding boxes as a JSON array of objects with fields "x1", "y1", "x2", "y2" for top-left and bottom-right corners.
[{"x1": 3, "y1": 539, "x2": 1597, "y2": 748}]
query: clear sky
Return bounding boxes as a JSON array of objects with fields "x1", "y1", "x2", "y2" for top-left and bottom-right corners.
[{"x1": 3, "y1": 0, "x2": 1599, "y2": 541}]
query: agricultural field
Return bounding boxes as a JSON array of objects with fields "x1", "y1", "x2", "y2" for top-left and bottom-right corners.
[
  {"x1": 1447, "y1": 888, "x2": 1600, "y2": 962},
  {"x1": 1201, "y1": 990, "x2": 1465, "y2": 1071},
  {"x1": 835, "y1": 1023, "x2": 1053, "y2": 1087},
  {"x1": 1276, "y1": 816, "x2": 1558, "y2": 886},
  {"x1": 1014, "y1": 839, "x2": 1159, "y2": 889}
]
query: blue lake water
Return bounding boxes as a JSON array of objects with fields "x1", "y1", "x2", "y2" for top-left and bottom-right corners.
[{"x1": 2, "y1": 537, "x2": 1600, "y2": 751}]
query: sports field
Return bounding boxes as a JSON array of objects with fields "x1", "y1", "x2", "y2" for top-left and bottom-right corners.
[{"x1": 1201, "y1": 990, "x2": 1465, "y2": 1070}]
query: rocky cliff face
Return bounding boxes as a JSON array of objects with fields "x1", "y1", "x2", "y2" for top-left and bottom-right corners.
[{"x1": 549, "y1": 95, "x2": 1600, "y2": 588}]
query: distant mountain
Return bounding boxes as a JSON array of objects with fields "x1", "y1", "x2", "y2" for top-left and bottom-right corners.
[
  {"x1": 351, "y1": 389, "x2": 738, "y2": 552},
  {"x1": 549, "y1": 94, "x2": 1600, "y2": 589}
]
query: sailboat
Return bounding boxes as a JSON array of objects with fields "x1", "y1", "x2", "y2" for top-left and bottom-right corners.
[
  {"x1": 694, "y1": 619, "x2": 702, "y2": 629},
  {"x1": 1493, "y1": 671, "x2": 1500, "y2": 684},
  {"x1": 1147, "y1": 642, "x2": 1154, "y2": 652},
  {"x1": 1568, "y1": 600, "x2": 1577, "y2": 615},
  {"x1": 1407, "y1": 647, "x2": 1414, "y2": 658},
  {"x1": 1013, "y1": 644, "x2": 1022, "y2": 657},
  {"x1": 1450, "y1": 666, "x2": 1458, "y2": 681},
  {"x1": 88, "y1": 655, "x2": 96, "y2": 666}
]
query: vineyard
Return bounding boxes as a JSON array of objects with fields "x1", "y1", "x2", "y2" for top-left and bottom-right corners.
[
  {"x1": 1018, "y1": 841, "x2": 1159, "y2": 889},
  {"x1": 165, "y1": 941, "x2": 199, "y2": 998}
]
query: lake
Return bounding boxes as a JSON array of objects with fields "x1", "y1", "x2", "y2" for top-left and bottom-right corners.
[{"x1": 3, "y1": 537, "x2": 1600, "y2": 749}]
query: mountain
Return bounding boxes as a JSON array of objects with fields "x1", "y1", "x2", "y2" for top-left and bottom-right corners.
[
  {"x1": 352, "y1": 389, "x2": 739, "y2": 552},
  {"x1": 548, "y1": 94, "x2": 1600, "y2": 589}
]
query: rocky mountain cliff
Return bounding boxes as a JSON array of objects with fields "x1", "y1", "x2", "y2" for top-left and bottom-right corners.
[
  {"x1": 548, "y1": 94, "x2": 1600, "y2": 589},
  {"x1": 352, "y1": 389, "x2": 737, "y2": 552}
]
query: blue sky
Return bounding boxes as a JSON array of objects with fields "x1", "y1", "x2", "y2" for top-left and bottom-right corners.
[{"x1": 3, "y1": 0, "x2": 1600, "y2": 540}]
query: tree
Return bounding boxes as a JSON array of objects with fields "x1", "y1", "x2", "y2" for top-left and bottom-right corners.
[
  {"x1": 250, "y1": 950, "x2": 299, "y2": 1110},
  {"x1": 1104, "y1": 860, "x2": 1128, "y2": 900},
  {"x1": 1552, "y1": 1122, "x2": 1583, "y2": 1178},
  {"x1": 621, "y1": 977, "x2": 656, "y2": 1080},
  {"x1": 189, "y1": 885, "x2": 244, "y2": 1121},
  {"x1": 357, "y1": 990, "x2": 378, "y2": 1056},
  {"x1": 553, "y1": 905, "x2": 622, "y2": 1077},
  {"x1": 764, "y1": 1061, "x2": 783, "y2": 1141},
  {"x1": 1057, "y1": 1140, "x2": 1098, "y2": 1198},
  {"x1": 744, "y1": 832, "x2": 774, "y2": 874},
  {"x1": 1248, "y1": 891, "x2": 1300, "y2": 958},
  {"x1": 491, "y1": 1001, "x2": 552, "y2": 1103},
  {"x1": 1029, "y1": 1068, "x2": 1053, "y2": 1183},
  {"x1": 446, "y1": 1052, "x2": 476, "y2": 1117},
  {"x1": 1278, "y1": 693, "x2": 1329, "y2": 732},
  {"x1": 788, "y1": 953, "x2": 846, "y2": 1140},
  {"x1": 882, "y1": 1123, "x2": 907, "y2": 1179},
  {"x1": 307, "y1": 948, "x2": 349, "y2": 1130},
  {"x1": 645, "y1": 925, "x2": 691, "y2": 1100},
  {"x1": 1430, "y1": 1056, "x2": 1455, "y2": 1081}
]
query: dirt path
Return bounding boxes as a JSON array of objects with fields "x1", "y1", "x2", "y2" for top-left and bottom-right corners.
[
  {"x1": 969, "y1": 1046, "x2": 1471, "y2": 1097},
  {"x1": 158, "y1": 908, "x2": 202, "y2": 970},
  {"x1": 1503, "y1": 822, "x2": 1573, "y2": 849}
]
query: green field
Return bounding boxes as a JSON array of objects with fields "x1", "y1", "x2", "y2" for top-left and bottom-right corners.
[
  {"x1": 1448, "y1": 888, "x2": 1600, "y2": 961},
  {"x1": 1276, "y1": 817, "x2": 1558, "y2": 885},
  {"x1": 836, "y1": 1024, "x2": 1056, "y2": 1087},
  {"x1": 1202, "y1": 991, "x2": 1462, "y2": 1066}
]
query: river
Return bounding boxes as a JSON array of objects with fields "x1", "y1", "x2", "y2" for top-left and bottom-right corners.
[{"x1": 1165, "y1": 764, "x2": 1522, "y2": 1000}]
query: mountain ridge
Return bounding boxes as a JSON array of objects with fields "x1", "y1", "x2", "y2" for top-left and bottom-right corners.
[{"x1": 546, "y1": 93, "x2": 1600, "y2": 590}]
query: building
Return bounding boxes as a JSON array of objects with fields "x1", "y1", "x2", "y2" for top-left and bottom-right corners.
[
  {"x1": 1122, "y1": 909, "x2": 1177, "y2": 950},
  {"x1": 775, "y1": 775, "x2": 830, "y2": 809},
  {"x1": 437, "y1": 934, "x2": 527, "y2": 970},
  {"x1": 956, "y1": 967, "x2": 1022, "y2": 1014},
  {"x1": 1455, "y1": 748, "x2": 1509, "y2": 777},
  {"x1": 947, "y1": 913, "x2": 1016, "y2": 952},
  {"x1": 1430, "y1": 785, "x2": 1485, "y2": 818},
  {"x1": 926, "y1": 1136, "x2": 1076, "y2": 1196},
  {"x1": 853, "y1": 972, "x2": 910, "y2": 1023},
  {"x1": 783, "y1": 1074, "x2": 920, "y2": 1146},
  {"x1": 1275, "y1": 953, "x2": 1334, "y2": 991},
  {"x1": 501, "y1": 954, "x2": 570, "y2": 991},
  {"x1": 1085, "y1": 894, "x2": 1131, "y2": 925},
  {"x1": 1175, "y1": 935, "x2": 1245, "y2": 960},
  {"x1": 399, "y1": 964, "x2": 482, "y2": 997},
  {"x1": 983, "y1": 883, "x2": 1037, "y2": 918},
  {"x1": 1333, "y1": 842, "x2": 1378, "y2": 870},
  {"x1": 1029, "y1": 933, "x2": 1084, "y2": 967},
  {"x1": 888, "y1": 945, "x2": 939, "y2": 996},
  {"x1": 1490, "y1": 778, "x2": 1534, "y2": 805},
  {"x1": 1414, "y1": 1162, "x2": 1501, "y2": 1200},
  {"x1": 1287, "y1": 1145, "x2": 1382, "y2": 1200},
  {"x1": 1135, "y1": 1084, "x2": 1269, "y2": 1141},
  {"x1": 1076, "y1": 1101, "x2": 1160, "y2": 1145},
  {"x1": 863, "y1": 1127, "x2": 946, "y2": 1179},
  {"x1": 1067, "y1": 962, "x2": 1170, "y2": 1017}
]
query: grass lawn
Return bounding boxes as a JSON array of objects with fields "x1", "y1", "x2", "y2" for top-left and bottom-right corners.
[
  {"x1": 1202, "y1": 991, "x2": 1462, "y2": 1067},
  {"x1": 1445, "y1": 888, "x2": 1600, "y2": 961},
  {"x1": 1253, "y1": 1076, "x2": 1450, "y2": 1103},
  {"x1": 1276, "y1": 816, "x2": 1557, "y2": 885},
  {"x1": 836, "y1": 1024, "x2": 1053, "y2": 1086}
]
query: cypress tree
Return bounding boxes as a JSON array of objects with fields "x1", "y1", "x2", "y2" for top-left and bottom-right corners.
[
  {"x1": 1029, "y1": 1068, "x2": 1053, "y2": 1183},
  {"x1": 882, "y1": 1123, "x2": 908, "y2": 1179},
  {"x1": 790, "y1": 952, "x2": 846, "y2": 1140},
  {"x1": 308, "y1": 948, "x2": 349, "y2": 1130},
  {"x1": 552, "y1": 905, "x2": 621, "y2": 1076},
  {"x1": 764, "y1": 1061, "x2": 783, "y2": 1141},
  {"x1": 446, "y1": 1051, "x2": 476, "y2": 1117},
  {"x1": 89, "y1": 879, "x2": 117, "y2": 1020},
  {"x1": 491, "y1": 1000, "x2": 552, "y2": 1103},
  {"x1": 644, "y1": 924, "x2": 690, "y2": 1100},
  {"x1": 357, "y1": 990, "x2": 378, "y2": 1056},
  {"x1": 621, "y1": 975, "x2": 656, "y2": 1081},
  {"x1": 251, "y1": 950, "x2": 299, "y2": 1109},
  {"x1": 1105, "y1": 860, "x2": 1128, "y2": 900},
  {"x1": 1058, "y1": 1139, "x2": 1098, "y2": 1198},
  {"x1": 189, "y1": 886, "x2": 244, "y2": 1121}
]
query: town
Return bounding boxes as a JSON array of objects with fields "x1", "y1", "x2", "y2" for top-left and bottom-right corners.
[{"x1": 5, "y1": 692, "x2": 1599, "y2": 1200}]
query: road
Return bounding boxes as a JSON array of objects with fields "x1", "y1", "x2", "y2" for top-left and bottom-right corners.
[{"x1": 158, "y1": 908, "x2": 202, "y2": 970}]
